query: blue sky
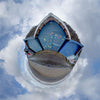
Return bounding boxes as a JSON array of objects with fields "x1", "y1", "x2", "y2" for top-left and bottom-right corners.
[
  {"x1": 0, "y1": 67, "x2": 27, "y2": 99},
  {"x1": 0, "y1": 0, "x2": 100, "y2": 100}
]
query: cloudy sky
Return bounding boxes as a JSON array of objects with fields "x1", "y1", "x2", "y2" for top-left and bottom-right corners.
[{"x1": 0, "y1": 0, "x2": 100, "y2": 100}]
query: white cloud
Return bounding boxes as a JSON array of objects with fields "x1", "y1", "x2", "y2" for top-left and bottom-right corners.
[
  {"x1": 74, "y1": 73, "x2": 100, "y2": 100},
  {"x1": 0, "y1": 35, "x2": 36, "y2": 92},
  {"x1": 0, "y1": 0, "x2": 100, "y2": 100},
  {"x1": 0, "y1": 35, "x2": 23, "y2": 76},
  {"x1": 0, "y1": 2, "x2": 6, "y2": 17}
]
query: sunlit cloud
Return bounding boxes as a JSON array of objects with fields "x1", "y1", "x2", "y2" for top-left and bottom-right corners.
[{"x1": 0, "y1": 0, "x2": 100, "y2": 100}]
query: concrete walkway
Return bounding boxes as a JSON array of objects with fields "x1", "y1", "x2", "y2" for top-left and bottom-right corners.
[{"x1": 28, "y1": 50, "x2": 72, "y2": 84}]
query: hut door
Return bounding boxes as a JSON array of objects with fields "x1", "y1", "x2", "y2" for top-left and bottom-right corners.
[
  {"x1": 60, "y1": 40, "x2": 82, "y2": 57},
  {"x1": 38, "y1": 21, "x2": 66, "y2": 51}
]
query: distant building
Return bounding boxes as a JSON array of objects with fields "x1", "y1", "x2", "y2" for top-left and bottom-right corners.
[{"x1": 24, "y1": 13, "x2": 83, "y2": 85}]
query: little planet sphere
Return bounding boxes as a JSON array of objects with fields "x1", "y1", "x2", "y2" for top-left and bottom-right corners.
[{"x1": 24, "y1": 13, "x2": 83, "y2": 85}]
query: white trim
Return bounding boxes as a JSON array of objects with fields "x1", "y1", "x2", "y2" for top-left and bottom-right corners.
[
  {"x1": 24, "y1": 37, "x2": 35, "y2": 41},
  {"x1": 34, "y1": 13, "x2": 71, "y2": 39}
]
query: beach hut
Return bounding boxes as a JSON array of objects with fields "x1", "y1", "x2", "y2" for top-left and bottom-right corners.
[{"x1": 24, "y1": 13, "x2": 83, "y2": 84}]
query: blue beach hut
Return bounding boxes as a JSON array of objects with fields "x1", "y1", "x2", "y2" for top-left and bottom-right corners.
[{"x1": 24, "y1": 13, "x2": 83, "y2": 57}]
